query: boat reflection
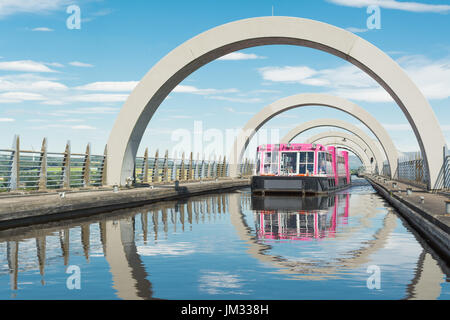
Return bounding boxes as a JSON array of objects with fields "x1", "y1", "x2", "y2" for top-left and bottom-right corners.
[{"x1": 251, "y1": 193, "x2": 350, "y2": 241}]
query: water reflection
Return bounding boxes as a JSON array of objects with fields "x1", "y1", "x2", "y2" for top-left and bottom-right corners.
[
  {"x1": 0, "y1": 184, "x2": 448, "y2": 300},
  {"x1": 252, "y1": 194, "x2": 349, "y2": 240}
]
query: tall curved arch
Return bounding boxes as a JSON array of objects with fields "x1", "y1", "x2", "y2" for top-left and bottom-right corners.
[
  {"x1": 229, "y1": 93, "x2": 398, "y2": 178},
  {"x1": 307, "y1": 131, "x2": 379, "y2": 171},
  {"x1": 106, "y1": 16, "x2": 445, "y2": 188},
  {"x1": 279, "y1": 118, "x2": 384, "y2": 173},
  {"x1": 309, "y1": 136, "x2": 373, "y2": 171}
]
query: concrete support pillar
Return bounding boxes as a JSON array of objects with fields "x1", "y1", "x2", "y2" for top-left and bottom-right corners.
[
  {"x1": 7, "y1": 241, "x2": 18, "y2": 291},
  {"x1": 62, "y1": 141, "x2": 71, "y2": 189},
  {"x1": 38, "y1": 138, "x2": 48, "y2": 190},
  {"x1": 222, "y1": 156, "x2": 227, "y2": 177},
  {"x1": 36, "y1": 236, "x2": 46, "y2": 285},
  {"x1": 171, "y1": 156, "x2": 176, "y2": 182},
  {"x1": 10, "y1": 135, "x2": 19, "y2": 191},
  {"x1": 152, "y1": 150, "x2": 159, "y2": 183},
  {"x1": 188, "y1": 152, "x2": 194, "y2": 180},
  {"x1": 143, "y1": 148, "x2": 149, "y2": 184},
  {"x1": 59, "y1": 229, "x2": 70, "y2": 266},
  {"x1": 82, "y1": 143, "x2": 91, "y2": 188},
  {"x1": 180, "y1": 152, "x2": 185, "y2": 181},
  {"x1": 163, "y1": 150, "x2": 169, "y2": 182},
  {"x1": 81, "y1": 224, "x2": 90, "y2": 261}
]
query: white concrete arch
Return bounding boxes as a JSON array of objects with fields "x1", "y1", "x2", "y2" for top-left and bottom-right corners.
[
  {"x1": 308, "y1": 131, "x2": 380, "y2": 172},
  {"x1": 229, "y1": 93, "x2": 397, "y2": 178},
  {"x1": 279, "y1": 118, "x2": 384, "y2": 173},
  {"x1": 310, "y1": 137, "x2": 373, "y2": 172},
  {"x1": 106, "y1": 16, "x2": 446, "y2": 188}
]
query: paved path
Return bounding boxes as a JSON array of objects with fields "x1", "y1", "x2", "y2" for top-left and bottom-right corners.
[
  {"x1": 0, "y1": 178, "x2": 250, "y2": 230},
  {"x1": 369, "y1": 176, "x2": 450, "y2": 231}
]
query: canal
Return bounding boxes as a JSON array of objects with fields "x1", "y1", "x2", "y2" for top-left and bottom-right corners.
[{"x1": 0, "y1": 177, "x2": 449, "y2": 300}]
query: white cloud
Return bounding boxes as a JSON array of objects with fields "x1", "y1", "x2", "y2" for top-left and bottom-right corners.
[
  {"x1": 0, "y1": 0, "x2": 69, "y2": 18},
  {"x1": 400, "y1": 56, "x2": 450, "y2": 100},
  {"x1": 32, "y1": 27, "x2": 53, "y2": 32},
  {"x1": 224, "y1": 107, "x2": 255, "y2": 115},
  {"x1": 71, "y1": 125, "x2": 96, "y2": 130},
  {"x1": 328, "y1": 0, "x2": 450, "y2": 13},
  {"x1": 0, "y1": 91, "x2": 46, "y2": 103},
  {"x1": 258, "y1": 55, "x2": 450, "y2": 102},
  {"x1": 330, "y1": 87, "x2": 393, "y2": 102},
  {"x1": 68, "y1": 93, "x2": 128, "y2": 103},
  {"x1": 217, "y1": 52, "x2": 266, "y2": 61},
  {"x1": 0, "y1": 118, "x2": 14, "y2": 122},
  {"x1": 199, "y1": 271, "x2": 248, "y2": 295},
  {"x1": 69, "y1": 61, "x2": 94, "y2": 68},
  {"x1": 0, "y1": 60, "x2": 56, "y2": 72},
  {"x1": 0, "y1": 75, "x2": 68, "y2": 92},
  {"x1": 31, "y1": 124, "x2": 97, "y2": 130},
  {"x1": 137, "y1": 243, "x2": 195, "y2": 256},
  {"x1": 45, "y1": 62, "x2": 64, "y2": 68},
  {"x1": 173, "y1": 85, "x2": 238, "y2": 95},
  {"x1": 51, "y1": 107, "x2": 119, "y2": 115},
  {"x1": 208, "y1": 96, "x2": 262, "y2": 103},
  {"x1": 260, "y1": 66, "x2": 317, "y2": 83},
  {"x1": 76, "y1": 81, "x2": 138, "y2": 92}
]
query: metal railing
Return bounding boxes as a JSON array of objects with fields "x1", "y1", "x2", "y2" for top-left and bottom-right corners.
[
  {"x1": 396, "y1": 154, "x2": 428, "y2": 188},
  {"x1": 0, "y1": 136, "x2": 254, "y2": 192},
  {"x1": 433, "y1": 155, "x2": 450, "y2": 191}
]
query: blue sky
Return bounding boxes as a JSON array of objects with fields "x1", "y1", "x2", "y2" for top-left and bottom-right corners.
[{"x1": 0, "y1": 0, "x2": 449, "y2": 160}]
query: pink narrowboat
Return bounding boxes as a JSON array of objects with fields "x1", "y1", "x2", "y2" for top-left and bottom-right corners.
[{"x1": 251, "y1": 143, "x2": 351, "y2": 194}]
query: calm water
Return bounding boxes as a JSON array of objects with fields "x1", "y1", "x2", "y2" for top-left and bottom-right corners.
[{"x1": 0, "y1": 177, "x2": 449, "y2": 300}]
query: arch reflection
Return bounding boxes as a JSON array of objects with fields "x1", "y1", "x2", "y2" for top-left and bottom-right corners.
[{"x1": 252, "y1": 194, "x2": 349, "y2": 241}]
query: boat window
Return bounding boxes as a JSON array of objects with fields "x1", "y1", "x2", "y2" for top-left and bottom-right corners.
[
  {"x1": 299, "y1": 151, "x2": 315, "y2": 174},
  {"x1": 263, "y1": 151, "x2": 279, "y2": 175},
  {"x1": 318, "y1": 152, "x2": 327, "y2": 174},
  {"x1": 280, "y1": 152, "x2": 297, "y2": 175}
]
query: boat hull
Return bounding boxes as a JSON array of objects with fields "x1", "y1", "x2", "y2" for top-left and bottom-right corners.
[{"x1": 251, "y1": 175, "x2": 350, "y2": 195}]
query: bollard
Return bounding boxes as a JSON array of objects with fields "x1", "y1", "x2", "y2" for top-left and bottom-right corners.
[
  {"x1": 406, "y1": 187, "x2": 412, "y2": 196},
  {"x1": 113, "y1": 185, "x2": 119, "y2": 193},
  {"x1": 126, "y1": 177, "x2": 133, "y2": 188},
  {"x1": 383, "y1": 179, "x2": 387, "y2": 183},
  {"x1": 392, "y1": 182, "x2": 397, "y2": 188},
  {"x1": 419, "y1": 196, "x2": 424, "y2": 204},
  {"x1": 446, "y1": 201, "x2": 450, "y2": 215}
]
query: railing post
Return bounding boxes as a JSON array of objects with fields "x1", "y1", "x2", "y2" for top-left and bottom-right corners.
[
  {"x1": 180, "y1": 152, "x2": 185, "y2": 181},
  {"x1": 222, "y1": 156, "x2": 226, "y2": 177},
  {"x1": 82, "y1": 143, "x2": 91, "y2": 188},
  {"x1": 188, "y1": 152, "x2": 193, "y2": 180},
  {"x1": 194, "y1": 153, "x2": 200, "y2": 180},
  {"x1": 101, "y1": 145, "x2": 108, "y2": 186},
  {"x1": 10, "y1": 135, "x2": 20, "y2": 191},
  {"x1": 62, "y1": 141, "x2": 71, "y2": 189},
  {"x1": 163, "y1": 150, "x2": 169, "y2": 182},
  {"x1": 143, "y1": 148, "x2": 149, "y2": 184},
  {"x1": 152, "y1": 150, "x2": 159, "y2": 183},
  {"x1": 38, "y1": 138, "x2": 47, "y2": 190}
]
